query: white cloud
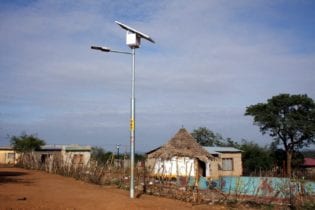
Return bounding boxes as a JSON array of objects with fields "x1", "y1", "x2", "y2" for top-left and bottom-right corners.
[{"x1": 0, "y1": 0, "x2": 314, "y2": 151}]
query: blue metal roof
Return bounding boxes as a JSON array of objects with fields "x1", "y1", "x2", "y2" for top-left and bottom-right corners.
[
  {"x1": 203, "y1": 146, "x2": 241, "y2": 154},
  {"x1": 40, "y1": 145, "x2": 91, "y2": 151}
]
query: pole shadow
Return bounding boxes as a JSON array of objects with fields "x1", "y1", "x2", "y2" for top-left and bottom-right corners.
[{"x1": 0, "y1": 171, "x2": 32, "y2": 185}]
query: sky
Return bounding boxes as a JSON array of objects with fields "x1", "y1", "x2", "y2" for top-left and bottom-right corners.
[{"x1": 0, "y1": 0, "x2": 315, "y2": 153}]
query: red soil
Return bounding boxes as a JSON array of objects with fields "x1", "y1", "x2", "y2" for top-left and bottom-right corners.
[{"x1": 0, "y1": 167, "x2": 228, "y2": 210}]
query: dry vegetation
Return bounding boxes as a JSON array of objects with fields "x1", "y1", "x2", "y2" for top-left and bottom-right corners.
[{"x1": 11, "y1": 153, "x2": 315, "y2": 209}]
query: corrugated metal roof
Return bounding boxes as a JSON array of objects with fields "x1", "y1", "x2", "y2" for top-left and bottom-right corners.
[
  {"x1": 40, "y1": 145, "x2": 91, "y2": 151},
  {"x1": 0, "y1": 146, "x2": 14, "y2": 150},
  {"x1": 41, "y1": 145, "x2": 63, "y2": 150},
  {"x1": 303, "y1": 158, "x2": 315, "y2": 167},
  {"x1": 0, "y1": 145, "x2": 91, "y2": 151},
  {"x1": 65, "y1": 145, "x2": 91, "y2": 151},
  {"x1": 203, "y1": 146, "x2": 241, "y2": 154}
]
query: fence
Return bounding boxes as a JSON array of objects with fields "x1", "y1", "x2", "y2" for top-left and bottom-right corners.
[
  {"x1": 213, "y1": 176, "x2": 315, "y2": 207},
  {"x1": 14, "y1": 154, "x2": 315, "y2": 208},
  {"x1": 216, "y1": 176, "x2": 315, "y2": 197}
]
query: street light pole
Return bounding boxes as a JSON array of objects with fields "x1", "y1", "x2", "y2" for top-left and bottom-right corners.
[
  {"x1": 130, "y1": 47, "x2": 136, "y2": 198},
  {"x1": 91, "y1": 21, "x2": 154, "y2": 199}
]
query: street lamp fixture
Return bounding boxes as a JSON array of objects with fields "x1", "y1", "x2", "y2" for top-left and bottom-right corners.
[
  {"x1": 91, "y1": 21, "x2": 154, "y2": 199},
  {"x1": 91, "y1": 46, "x2": 132, "y2": 55},
  {"x1": 91, "y1": 46, "x2": 110, "y2": 52}
]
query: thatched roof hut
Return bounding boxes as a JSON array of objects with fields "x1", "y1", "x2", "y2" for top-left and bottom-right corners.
[{"x1": 148, "y1": 128, "x2": 213, "y2": 162}]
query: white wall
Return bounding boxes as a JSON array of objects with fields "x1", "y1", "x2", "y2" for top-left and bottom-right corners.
[
  {"x1": 62, "y1": 151, "x2": 91, "y2": 166},
  {"x1": 154, "y1": 156, "x2": 195, "y2": 177}
]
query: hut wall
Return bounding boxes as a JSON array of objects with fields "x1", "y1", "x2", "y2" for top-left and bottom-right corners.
[
  {"x1": 33, "y1": 148, "x2": 91, "y2": 167},
  {"x1": 0, "y1": 149, "x2": 19, "y2": 164},
  {"x1": 151, "y1": 157, "x2": 196, "y2": 178},
  {"x1": 62, "y1": 151, "x2": 91, "y2": 166}
]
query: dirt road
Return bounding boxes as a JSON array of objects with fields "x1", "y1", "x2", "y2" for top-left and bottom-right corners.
[{"x1": 0, "y1": 167, "x2": 228, "y2": 210}]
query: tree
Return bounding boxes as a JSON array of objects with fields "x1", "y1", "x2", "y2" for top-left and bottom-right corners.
[
  {"x1": 135, "y1": 153, "x2": 146, "y2": 162},
  {"x1": 245, "y1": 94, "x2": 315, "y2": 177},
  {"x1": 269, "y1": 142, "x2": 305, "y2": 176},
  {"x1": 224, "y1": 137, "x2": 240, "y2": 148},
  {"x1": 191, "y1": 127, "x2": 224, "y2": 146},
  {"x1": 302, "y1": 149, "x2": 315, "y2": 158},
  {"x1": 91, "y1": 147, "x2": 113, "y2": 164},
  {"x1": 10, "y1": 133, "x2": 45, "y2": 153},
  {"x1": 191, "y1": 127, "x2": 240, "y2": 147},
  {"x1": 240, "y1": 140, "x2": 273, "y2": 175}
]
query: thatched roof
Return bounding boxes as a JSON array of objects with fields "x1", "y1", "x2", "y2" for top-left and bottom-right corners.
[{"x1": 148, "y1": 128, "x2": 213, "y2": 162}]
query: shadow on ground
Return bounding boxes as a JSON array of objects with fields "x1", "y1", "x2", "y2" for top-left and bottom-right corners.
[{"x1": 0, "y1": 171, "x2": 32, "y2": 184}]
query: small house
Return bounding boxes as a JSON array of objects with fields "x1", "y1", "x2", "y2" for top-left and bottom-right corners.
[
  {"x1": 203, "y1": 146, "x2": 242, "y2": 178},
  {"x1": 302, "y1": 157, "x2": 315, "y2": 178},
  {"x1": 0, "y1": 144, "x2": 91, "y2": 168},
  {"x1": 0, "y1": 146, "x2": 19, "y2": 164},
  {"x1": 146, "y1": 128, "x2": 242, "y2": 179},
  {"x1": 36, "y1": 145, "x2": 91, "y2": 167},
  {"x1": 146, "y1": 128, "x2": 214, "y2": 178}
]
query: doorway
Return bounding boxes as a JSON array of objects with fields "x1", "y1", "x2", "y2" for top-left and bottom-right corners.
[{"x1": 198, "y1": 159, "x2": 206, "y2": 177}]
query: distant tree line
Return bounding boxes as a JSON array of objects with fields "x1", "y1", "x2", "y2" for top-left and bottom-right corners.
[{"x1": 90, "y1": 146, "x2": 145, "y2": 165}]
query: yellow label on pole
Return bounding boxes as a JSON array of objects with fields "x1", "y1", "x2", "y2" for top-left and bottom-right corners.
[{"x1": 130, "y1": 119, "x2": 135, "y2": 131}]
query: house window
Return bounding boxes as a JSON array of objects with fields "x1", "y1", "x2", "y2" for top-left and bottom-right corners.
[{"x1": 222, "y1": 158, "x2": 233, "y2": 171}]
